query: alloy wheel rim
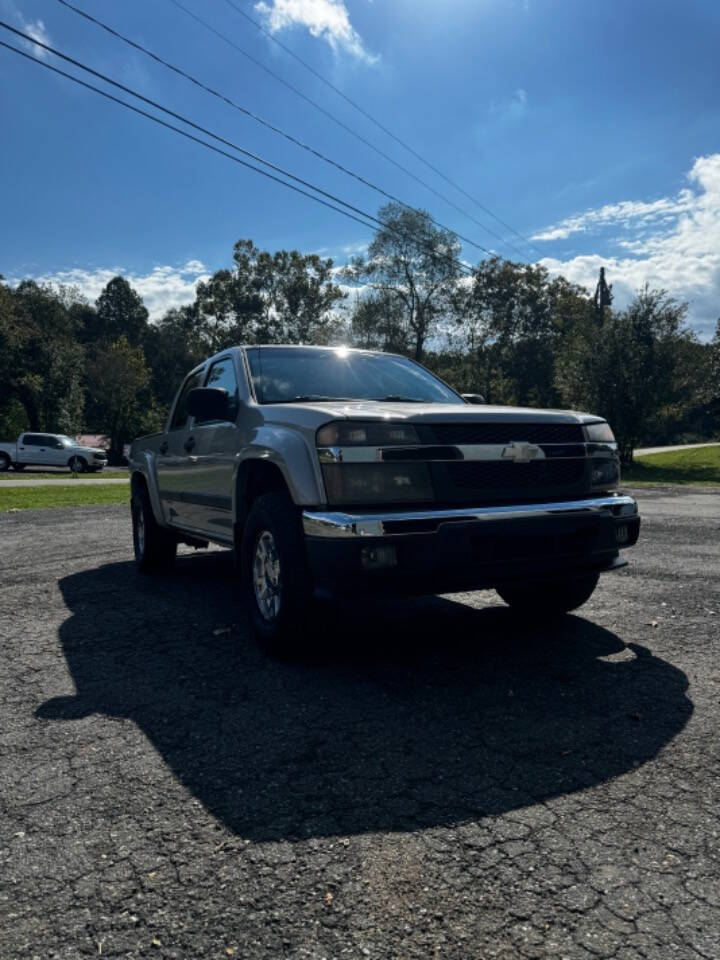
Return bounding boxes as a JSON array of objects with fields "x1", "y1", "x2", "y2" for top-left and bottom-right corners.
[{"x1": 253, "y1": 530, "x2": 282, "y2": 622}]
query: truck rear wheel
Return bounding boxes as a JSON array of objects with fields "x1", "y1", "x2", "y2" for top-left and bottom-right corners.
[
  {"x1": 131, "y1": 484, "x2": 177, "y2": 572},
  {"x1": 0, "y1": 453, "x2": 10, "y2": 472},
  {"x1": 496, "y1": 572, "x2": 600, "y2": 618},
  {"x1": 241, "y1": 492, "x2": 313, "y2": 658}
]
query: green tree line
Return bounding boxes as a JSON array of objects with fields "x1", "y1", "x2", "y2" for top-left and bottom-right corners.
[{"x1": 1, "y1": 204, "x2": 718, "y2": 463}]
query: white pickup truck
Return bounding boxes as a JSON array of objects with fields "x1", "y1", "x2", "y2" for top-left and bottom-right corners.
[
  {"x1": 129, "y1": 345, "x2": 641, "y2": 657},
  {"x1": 0, "y1": 433, "x2": 108, "y2": 472}
]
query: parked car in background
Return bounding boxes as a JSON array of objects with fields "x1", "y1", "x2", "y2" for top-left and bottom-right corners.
[
  {"x1": 0, "y1": 433, "x2": 108, "y2": 472},
  {"x1": 129, "y1": 345, "x2": 640, "y2": 657}
]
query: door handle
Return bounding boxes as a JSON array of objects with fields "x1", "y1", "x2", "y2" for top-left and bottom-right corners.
[
  {"x1": 159, "y1": 440, "x2": 169, "y2": 455},
  {"x1": 183, "y1": 436, "x2": 196, "y2": 452}
]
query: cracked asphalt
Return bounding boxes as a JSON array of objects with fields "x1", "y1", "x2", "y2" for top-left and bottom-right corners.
[{"x1": 1, "y1": 488, "x2": 718, "y2": 959}]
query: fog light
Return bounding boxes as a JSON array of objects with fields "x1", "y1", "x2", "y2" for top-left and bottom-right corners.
[
  {"x1": 615, "y1": 523, "x2": 629, "y2": 545},
  {"x1": 361, "y1": 545, "x2": 397, "y2": 570},
  {"x1": 592, "y1": 461, "x2": 619, "y2": 485}
]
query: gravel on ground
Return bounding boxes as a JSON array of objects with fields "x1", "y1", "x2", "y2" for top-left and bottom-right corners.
[{"x1": 1, "y1": 489, "x2": 718, "y2": 959}]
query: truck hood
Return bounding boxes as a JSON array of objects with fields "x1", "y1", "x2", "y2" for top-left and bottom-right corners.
[{"x1": 261, "y1": 400, "x2": 604, "y2": 427}]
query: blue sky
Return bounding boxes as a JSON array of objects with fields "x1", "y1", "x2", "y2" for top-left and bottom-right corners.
[{"x1": 1, "y1": 0, "x2": 719, "y2": 336}]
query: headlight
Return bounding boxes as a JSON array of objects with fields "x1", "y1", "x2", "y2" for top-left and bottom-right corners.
[
  {"x1": 585, "y1": 421, "x2": 616, "y2": 443},
  {"x1": 322, "y1": 463, "x2": 433, "y2": 505},
  {"x1": 317, "y1": 420, "x2": 419, "y2": 446}
]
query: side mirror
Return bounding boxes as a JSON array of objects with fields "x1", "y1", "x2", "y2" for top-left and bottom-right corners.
[
  {"x1": 187, "y1": 387, "x2": 230, "y2": 422},
  {"x1": 461, "y1": 393, "x2": 485, "y2": 405}
]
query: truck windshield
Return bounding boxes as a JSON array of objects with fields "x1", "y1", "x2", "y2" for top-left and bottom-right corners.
[{"x1": 246, "y1": 347, "x2": 463, "y2": 405}]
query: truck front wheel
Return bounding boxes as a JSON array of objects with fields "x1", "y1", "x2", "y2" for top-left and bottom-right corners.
[
  {"x1": 241, "y1": 492, "x2": 313, "y2": 658},
  {"x1": 131, "y1": 484, "x2": 177, "y2": 572},
  {"x1": 497, "y1": 572, "x2": 600, "y2": 618}
]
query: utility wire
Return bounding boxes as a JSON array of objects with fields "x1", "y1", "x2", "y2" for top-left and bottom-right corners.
[
  {"x1": 165, "y1": 0, "x2": 530, "y2": 263},
  {"x1": 0, "y1": 39, "x2": 376, "y2": 232},
  {"x1": 221, "y1": 0, "x2": 543, "y2": 259},
  {"x1": 56, "y1": 0, "x2": 493, "y2": 259},
  {"x1": 0, "y1": 28, "x2": 474, "y2": 277}
]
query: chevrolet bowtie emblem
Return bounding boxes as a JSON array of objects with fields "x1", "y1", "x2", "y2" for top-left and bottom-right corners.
[{"x1": 501, "y1": 441, "x2": 543, "y2": 463}]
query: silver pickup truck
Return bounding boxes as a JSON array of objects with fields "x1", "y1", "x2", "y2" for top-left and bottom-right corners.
[{"x1": 129, "y1": 345, "x2": 640, "y2": 655}]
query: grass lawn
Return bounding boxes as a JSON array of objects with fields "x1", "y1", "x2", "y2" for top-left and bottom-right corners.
[
  {"x1": 624, "y1": 445, "x2": 720, "y2": 487},
  {"x1": 0, "y1": 484, "x2": 129, "y2": 512},
  {"x1": 0, "y1": 469, "x2": 128, "y2": 481}
]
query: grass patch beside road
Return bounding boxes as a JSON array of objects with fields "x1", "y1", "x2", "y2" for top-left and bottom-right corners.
[
  {"x1": 624, "y1": 445, "x2": 720, "y2": 487},
  {"x1": 0, "y1": 469, "x2": 128, "y2": 481},
  {"x1": 0, "y1": 484, "x2": 129, "y2": 512}
]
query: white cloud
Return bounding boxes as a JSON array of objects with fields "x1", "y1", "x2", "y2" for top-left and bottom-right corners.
[
  {"x1": 18, "y1": 15, "x2": 50, "y2": 59},
  {"x1": 19, "y1": 261, "x2": 210, "y2": 321},
  {"x1": 536, "y1": 154, "x2": 720, "y2": 339},
  {"x1": 531, "y1": 193, "x2": 694, "y2": 242},
  {"x1": 255, "y1": 0, "x2": 377, "y2": 63}
]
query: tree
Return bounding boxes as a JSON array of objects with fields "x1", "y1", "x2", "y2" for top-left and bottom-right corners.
[
  {"x1": 86, "y1": 336, "x2": 159, "y2": 463},
  {"x1": 256, "y1": 249, "x2": 345, "y2": 344},
  {"x1": 557, "y1": 287, "x2": 697, "y2": 463},
  {"x1": 343, "y1": 203, "x2": 462, "y2": 361},
  {"x1": 347, "y1": 289, "x2": 407, "y2": 352},
  {"x1": 87, "y1": 276, "x2": 149, "y2": 346},
  {"x1": 454, "y1": 258, "x2": 592, "y2": 406},
  {"x1": 144, "y1": 303, "x2": 211, "y2": 415},
  {"x1": 0, "y1": 280, "x2": 85, "y2": 433},
  {"x1": 194, "y1": 240, "x2": 344, "y2": 349}
]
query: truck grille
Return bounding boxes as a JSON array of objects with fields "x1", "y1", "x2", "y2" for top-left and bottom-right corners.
[
  {"x1": 428, "y1": 422, "x2": 585, "y2": 445},
  {"x1": 445, "y1": 459, "x2": 586, "y2": 490}
]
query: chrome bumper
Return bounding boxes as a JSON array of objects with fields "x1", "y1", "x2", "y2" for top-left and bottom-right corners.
[{"x1": 302, "y1": 494, "x2": 638, "y2": 539}]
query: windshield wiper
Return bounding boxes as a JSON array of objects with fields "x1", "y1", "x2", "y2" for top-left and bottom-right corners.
[
  {"x1": 371, "y1": 395, "x2": 427, "y2": 402},
  {"x1": 265, "y1": 395, "x2": 355, "y2": 404}
]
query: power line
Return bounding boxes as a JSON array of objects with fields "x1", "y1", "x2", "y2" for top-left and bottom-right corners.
[
  {"x1": 55, "y1": 0, "x2": 493, "y2": 259},
  {"x1": 221, "y1": 0, "x2": 543, "y2": 259},
  {"x1": 0, "y1": 40, "x2": 376, "y2": 231},
  {"x1": 165, "y1": 0, "x2": 531, "y2": 263},
  {"x1": 0, "y1": 28, "x2": 474, "y2": 278}
]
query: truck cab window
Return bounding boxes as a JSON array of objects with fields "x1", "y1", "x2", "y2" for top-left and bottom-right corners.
[
  {"x1": 200, "y1": 358, "x2": 239, "y2": 422},
  {"x1": 169, "y1": 371, "x2": 204, "y2": 432}
]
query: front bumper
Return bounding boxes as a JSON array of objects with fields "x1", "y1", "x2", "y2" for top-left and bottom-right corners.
[{"x1": 302, "y1": 494, "x2": 640, "y2": 596}]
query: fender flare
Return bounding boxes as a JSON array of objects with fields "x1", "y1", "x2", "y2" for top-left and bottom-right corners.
[
  {"x1": 234, "y1": 427, "x2": 325, "y2": 527},
  {"x1": 130, "y1": 451, "x2": 168, "y2": 527}
]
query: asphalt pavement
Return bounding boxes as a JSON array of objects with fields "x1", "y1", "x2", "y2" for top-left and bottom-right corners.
[{"x1": 1, "y1": 489, "x2": 719, "y2": 959}]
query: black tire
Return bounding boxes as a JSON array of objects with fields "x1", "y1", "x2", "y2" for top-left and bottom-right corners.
[
  {"x1": 13, "y1": 463, "x2": 26, "y2": 471},
  {"x1": 0, "y1": 453, "x2": 10, "y2": 472},
  {"x1": 241, "y1": 492, "x2": 313, "y2": 658},
  {"x1": 68, "y1": 455, "x2": 87, "y2": 473},
  {"x1": 131, "y1": 483, "x2": 177, "y2": 572},
  {"x1": 497, "y1": 572, "x2": 600, "y2": 618}
]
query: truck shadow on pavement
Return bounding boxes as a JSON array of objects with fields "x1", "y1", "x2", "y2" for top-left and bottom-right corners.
[{"x1": 39, "y1": 550, "x2": 692, "y2": 841}]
